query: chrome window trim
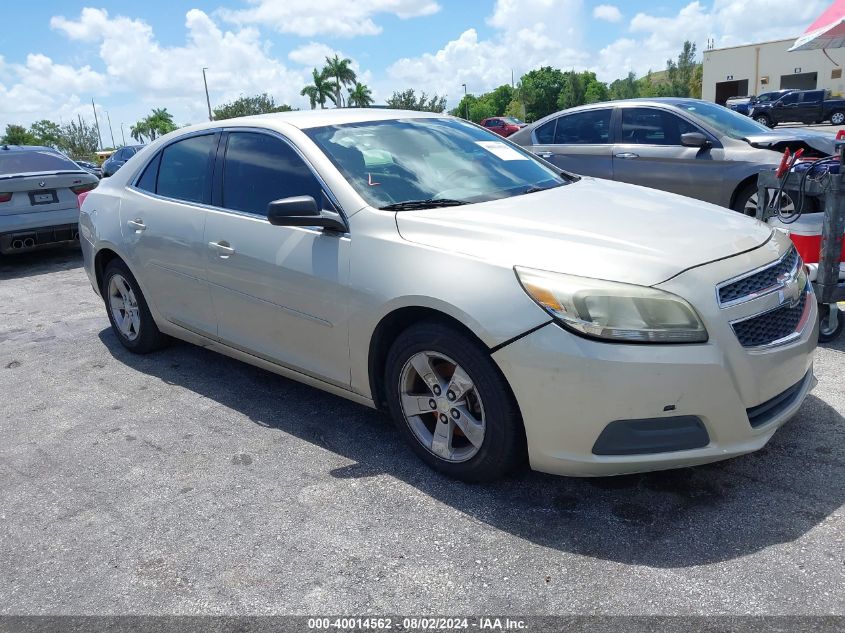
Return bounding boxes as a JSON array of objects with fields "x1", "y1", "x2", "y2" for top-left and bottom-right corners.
[
  {"x1": 728, "y1": 281, "x2": 813, "y2": 350},
  {"x1": 715, "y1": 246, "x2": 800, "y2": 309},
  {"x1": 126, "y1": 126, "x2": 349, "y2": 232}
]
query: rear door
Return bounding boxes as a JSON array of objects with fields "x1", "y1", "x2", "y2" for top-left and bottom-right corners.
[
  {"x1": 796, "y1": 90, "x2": 823, "y2": 122},
  {"x1": 612, "y1": 106, "x2": 726, "y2": 204},
  {"x1": 528, "y1": 108, "x2": 614, "y2": 178},
  {"x1": 771, "y1": 91, "x2": 800, "y2": 123},
  {"x1": 203, "y1": 129, "x2": 351, "y2": 387},
  {"x1": 121, "y1": 132, "x2": 218, "y2": 336}
]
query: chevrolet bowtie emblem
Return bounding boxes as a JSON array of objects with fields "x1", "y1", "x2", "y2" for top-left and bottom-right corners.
[{"x1": 777, "y1": 269, "x2": 802, "y2": 308}]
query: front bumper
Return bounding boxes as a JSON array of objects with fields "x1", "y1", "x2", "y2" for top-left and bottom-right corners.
[
  {"x1": 493, "y1": 322, "x2": 816, "y2": 476},
  {"x1": 494, "y1": 238, "x2": 818, "y2": 477}
]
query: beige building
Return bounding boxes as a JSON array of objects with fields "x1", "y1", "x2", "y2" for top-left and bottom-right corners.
[{"x1": 702, "y1": 38, "x2": 845, "y2": 104}]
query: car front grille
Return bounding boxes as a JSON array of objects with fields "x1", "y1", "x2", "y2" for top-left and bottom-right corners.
[
  {"x1": 718, "y1": 247, "x2": 800, "y2": 307},
  {"x1": 731, "y1": 290, "x2": 808, "y2": 348}
]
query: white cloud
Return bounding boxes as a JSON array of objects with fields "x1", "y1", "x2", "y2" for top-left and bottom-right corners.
[
  {"x1": 389, "y1": 0, "x2": 586, "y2": 101},
  {"x1": 218, "y1": 0, "x2": 440, "y2": 37},
  {"x1": 288, "y1": 42, "x2": 341, "y2": 67},
  {"x1": 593, "y1": 4, "x2": 622, "y2": 23},
  {"x1": 47, "y1": 8, "x2": 309, "y2": 124}
]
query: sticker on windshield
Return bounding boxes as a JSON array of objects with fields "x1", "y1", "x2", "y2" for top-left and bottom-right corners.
[{"x1": 475, "y1": 141, "x2": 528, "y2": 161}]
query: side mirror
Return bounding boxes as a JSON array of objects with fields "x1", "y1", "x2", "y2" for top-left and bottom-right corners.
[
  {"x1": 680, "y1": 132, "x2": 710, "y2": 149},
  {"x1": 267, "y1": 195, "x2": 347, "y2": 232}
]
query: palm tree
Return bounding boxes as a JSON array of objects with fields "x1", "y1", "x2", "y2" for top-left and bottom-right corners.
[
  {"x1": 129, "y1": 121, "x2": 149, "y2": 143},
  {"x1": 145, "y1": 108, "x2": 177, "y2": 139},
  {"x1": 347, "y1": 82, "x2": 374, "y2": 108},
  {"x1": 300, "y1": 68, "x2": 333, "y2": 109},
  {"x1": 323, "y1": 54, "x2": 356, "y2": 108}
]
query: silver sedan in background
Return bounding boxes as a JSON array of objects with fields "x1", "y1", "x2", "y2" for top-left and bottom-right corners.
[
  {"x1": 80, "y1": 110, "x2": 816, "y2": 481},
  {"x1": 509, "y1": 98, "x2": 835, "y2": 214}
]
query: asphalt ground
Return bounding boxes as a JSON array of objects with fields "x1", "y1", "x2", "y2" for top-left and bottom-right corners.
[{"x1": 0, "y1": 248, "x2": 843, "y2": 616}]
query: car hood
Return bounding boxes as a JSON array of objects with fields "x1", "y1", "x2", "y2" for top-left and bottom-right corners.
[
  {"x1": 395, "y1": 178, "x2": 772, "y2": 287},
  {"x1": 743, "y1": 130, "x2": 835, "y2": 155}
]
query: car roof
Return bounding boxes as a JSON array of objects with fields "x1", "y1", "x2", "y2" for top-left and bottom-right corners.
[
  {"x1": 523, "y1": 98, "x2": 721, "y2": 128},
  {"x1": 0, "y1": 144, "x2": 61, "y2": 153},
  {"x1": 195, "y1": 108, "x2": 447, "y2": 132}
]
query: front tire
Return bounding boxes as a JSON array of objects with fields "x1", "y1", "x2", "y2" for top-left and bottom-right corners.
[
  {"x1": 102, "y1": 259, "x2": 168, "y2": 353},
  {"x1": 384, "y1": 321, "x2": 525, "y2": 482},
  {"x1": 754, "y1": 114, "x2": 773, "y2": 127},
  {"x1": 732, "y1": 183, "x2": 801, "y2": 216}
]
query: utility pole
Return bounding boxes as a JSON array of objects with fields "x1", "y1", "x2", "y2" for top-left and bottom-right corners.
[
  {"x1": 202, "y1": 68, "x2": 213, "y2": 121},
  {"x1": 120, "y1": 123, "x2": 126, "y2": 146},
  {"x1": 91, "y1": 98, "x2": 103, "y2": 150},
  {"x1": 105, "y1": 111, "x2": 116, "y2": 148},
  {"x1": 462, "y1": 83, "x2": 469, "y2": 120}
]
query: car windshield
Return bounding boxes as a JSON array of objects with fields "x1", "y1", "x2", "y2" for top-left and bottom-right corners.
[
  {"x1": 305, "y1": 117, "x2": 566, "y2": 209},
  {"x1": 0, "y1": 149, "x2": 82, "y2": 176},
  {"x1": 675, "y1": 101, "x2": 772, "y2": 139}
]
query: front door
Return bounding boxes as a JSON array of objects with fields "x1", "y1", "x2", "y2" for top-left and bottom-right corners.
[
  {"x1": 529, "y1": 108, "x2": 614, "y2": 179},
  {"x1": 204, "y1": 130, "x2": 351, "y2": 387},
  {"x1": 121, "y1": 132, "x2": 219, "y2": 336},
  {"x1": 611, "y1": 107, "x2": 727, "y2": 205}
]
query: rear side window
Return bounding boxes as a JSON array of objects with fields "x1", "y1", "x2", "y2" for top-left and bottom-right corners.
[
  {"x1": 136, "y1": 152, "x2": 161, "y2": 193},
  {"x1": 780, "y1": 93, "x2": 799, "y2": 105},
  {"x1": 534, "y1": 119, "x2": 556, "y2": 144},
  {"x1": 0, "y1": 150, "x2": 81, "y2": 176},
  {"x1": 553, "y1": 109, "x2": 612, "y2": 144},
  {"x1": 222, "y1": 132, "x2": 322, "y2": 216},
  {"x1": 156, "y1": 134, "x2": 216, "y2": 204},
  {"x1": 621, "y1": 108, "x2": 698, "y2": 145}
]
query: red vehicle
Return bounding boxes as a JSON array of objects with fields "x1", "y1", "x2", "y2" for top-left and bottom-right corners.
[{"x1": 479, "y1": 116, "x2": 526, "y2": 137}]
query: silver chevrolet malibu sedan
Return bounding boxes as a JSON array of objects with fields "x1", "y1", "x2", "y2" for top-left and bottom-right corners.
[{"x1": 79, "y1": 109, "x2": 817, "y2": 482}]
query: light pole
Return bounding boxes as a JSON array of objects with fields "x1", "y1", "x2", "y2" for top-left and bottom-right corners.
[
  {"x1": 105, "y1": 110, "x2": 116, "y2": 148},
  {"x1": 202, "y1": 68, "x2": 213, "y2": 121},
  {"x1": 462, "y1": 83, "x2": 469, "y2": 120},
  {"x1": 120, "y1": 123, "x2": 126, "y2": 146}
]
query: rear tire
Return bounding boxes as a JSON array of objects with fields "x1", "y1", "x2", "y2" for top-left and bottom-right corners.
[
  {"x1": 830, "y1": 111, "x2": 845, "y2": 126},
  {"x1": 102, "y1": 259, "x2": 168, "y2": 354},
  {"x1": 384, "y1": 321, "x2": 526, "y2": 482}
]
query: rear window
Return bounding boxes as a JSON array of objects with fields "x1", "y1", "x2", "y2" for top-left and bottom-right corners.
[{"x1": 0, "y1": 150, "x2": 81, "y2": 176}]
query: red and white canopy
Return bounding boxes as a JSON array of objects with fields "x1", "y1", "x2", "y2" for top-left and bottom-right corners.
[{"x1": 789, "y1": 0, "x2": 845, "y2": 51}]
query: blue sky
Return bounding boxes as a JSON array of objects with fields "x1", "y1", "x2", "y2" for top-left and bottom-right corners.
[{"x1": 0, "y1": 0, "x2": 827, "y2": 140}]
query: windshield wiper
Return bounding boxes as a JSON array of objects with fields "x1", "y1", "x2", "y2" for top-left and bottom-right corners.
[
  {"x1": 522, "y1": 182, "x2": 565, "y2": 194},
  {"x1": 379, "y1": 198, "x2": 469, "y2": 211}
]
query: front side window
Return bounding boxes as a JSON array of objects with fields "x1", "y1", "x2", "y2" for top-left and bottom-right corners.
[
  {"x1": 621, "y1": 108, "x2": 698, "y2": 145},
  {"x1": 222, "y1": 132, "x2": 322, "y2": 216},
  {"x1": 553, "y1": 109, "x2": 612, "y2": 144},
  {"x1": 306, "y1": 118, "x2": 566, "y2": 209},
  {"x1": 156, "y1": 134, "x2": 216, "y2": 204}
]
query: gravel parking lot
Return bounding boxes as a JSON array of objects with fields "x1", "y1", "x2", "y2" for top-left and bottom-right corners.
[{"x1": 1, "y1": 248, "x2": 843, "y2": 616}]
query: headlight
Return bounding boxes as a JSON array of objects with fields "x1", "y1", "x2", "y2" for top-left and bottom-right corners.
[{"x1": 515, "y1": 267, "x2": 708, "y2": 343}]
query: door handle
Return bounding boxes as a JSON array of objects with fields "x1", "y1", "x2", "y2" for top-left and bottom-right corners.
[
  {"x1": 614, "y1": 152, "x2": 640, "y2": 159},
  {"x1": 208, "y1": 240, "x2": 235, "y2": 258},
  {"x1": 536, "y1": 151, "x2": 554, "y2": 159},
  {"x1": 127, "y1": 218, "x2": 146, "y2": 232}
]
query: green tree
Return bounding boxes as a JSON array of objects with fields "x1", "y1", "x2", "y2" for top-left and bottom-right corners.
[
  {"x1": 451, "y1": 84, "x2": 515, "y2": 122},
  {"x1": 386, "y1": 89, "x2": 446, "y2": 112},
  {"x1": 557, "y1": 71, "x2": 585, "y2": 109},
  {"x1": 29, "y1": 120, "x2": 63, "y2": 148},
  {"x1": 130, "y1": 120, "x2": 150, "y2": 143},
  {"x1": 323, "y1": 54, "x2": 357, "y2": 108},
  {"x1": 212, "y1": 93, "x2": 293, "y2": 119},
  {"x1": 1, "y1": 124, "x2": 37, "y2": 145},
  {"x1": 608, "y1": 72, "x2": 640, "y2": 100},
  {"x1": 665, "y1": 41, "x2": 698, "y2": 98},
  {"x1": 59, "y1": 119, "x2": 99, "y2": 159},
  {"x1": 146, "y1": 108, "x2": 177, "y2": 138},
  {"x1": 301, "y1": 68, "x2": 334, "y2": 109},
  {"x1": 347, "y1": 82, "x2": 374, "y2": 107},
  {"x1": 519, "y1": 67, "x2": 566, "y2": 121}
]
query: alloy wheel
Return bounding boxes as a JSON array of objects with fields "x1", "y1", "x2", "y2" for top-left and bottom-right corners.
[
  {"x1": 108, "y1": 273, "x2": 141, "y2": 341},
  {"x1": 832, "y1": 112, "x2": 845, "y2": 125},
  {"x1": 398, "y1": 351, "x2": 486, "y2": 463},
  {"x1": 744, "y1": 190, "x2": 796, "y2": 217}
]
